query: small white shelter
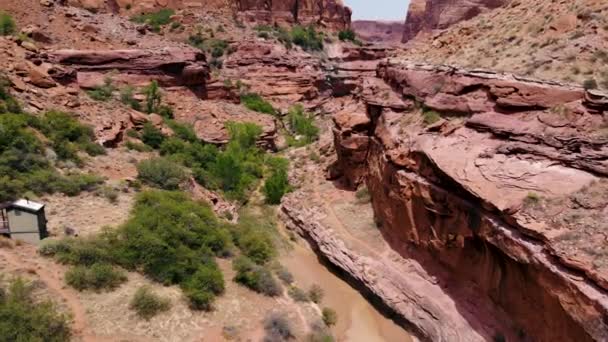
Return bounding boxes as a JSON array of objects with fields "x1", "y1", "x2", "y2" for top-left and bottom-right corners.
[{"x1": 0, "y1": 199, "x2": 48, "y2": 244}]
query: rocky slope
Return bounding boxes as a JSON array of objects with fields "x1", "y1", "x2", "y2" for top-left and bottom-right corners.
[
  {"x1": 323, "y1": 59, "x2": 608, "y2": 341},
  {"x1": 407, "y1": 0, "x2": 608, "y2": 90},
  {"x1": 402, "y1": 0, "x2": 508, "y2": 42}
]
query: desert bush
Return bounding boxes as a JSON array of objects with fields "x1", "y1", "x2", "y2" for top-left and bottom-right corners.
[
  {"x1": 97, "y1": 185, "x2": 119, "y2": 203},
  {"x1": 422, "y1": 108, "x2": 441, "y2": 125},
  {"x1": 286, "y1": 104, "x2": 319, "y2": 146},
  {"x1": 0, "y1": 11, "x2": 16, "y2": 36},
  {"x1": 263, "y1": 312, "x2": 294, "y2": 341},
  {"x1": 233, "y1": 256, "x2": 282, "y2": 296},
  {"x1": 583, "y1": 78, "x2": 598, "y2": 90},
  {"x1": 322, "y1": 308, "x2": 337, "y2": 327},
  {"x1": 143, "y1": 80, "x2": 162, "y2": 114},
  {"x1": 355, "y1": 186, "x2": 371, "y2": 203},
  {"x1": 290, "y1": 25, "x2": 323, "y2": 51},
  {"x1": 141, "y1": 122, "x2": 165, "y2": 148},
  {"x1": 87, "y1": 78, "x2": 115, "y2": 101},
  {"x1": 131, "y1": 9, "x2": 174, "y2": 32},
  {"x1": 275, "y1": 264, "x2": 294, "y2": 284},
  {"x1": 0, "y1": 278, "x2": 71, "y2": 341},
  {"x1": 181, "y1": 263, "x2": 225, "y2": 310},
  {"x1": 65, "y1": 263, "x2": 127, "y2": 291},
  {"x1": 120, "y1": 86, "x2": 141, "y2": 111},
  {"x1": 308, "y1": 284, "x2": 324, "y2": 304},
  {"x1": 130, "y1": 286, "x2": 171, "y2": 320},
  {"x1": 288, "y1": 286, "x2": 309, "y2": 302},
  {"x1": 231, "y1": 210, "x2": 277, "y2": 265},
  {"x1": 136, "y1": 157, "x2": 186, "y2": 190},
  {"x1": 263, "y1": 168, "x2": 290, "y2": 204},
  {"x1": 126, "y1": 141, "x2": 153, "y2": 152},
  {"x1": 240, "y1": 93, "x2": 277, "y2": 115},
  {"x1": 166, "y1": 120, "x2": 198, "y2": 142}
]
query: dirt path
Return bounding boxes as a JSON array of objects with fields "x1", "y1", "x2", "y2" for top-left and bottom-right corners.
[{"x1": 0, "y1": 246, "x2": 141, "y2": 342}]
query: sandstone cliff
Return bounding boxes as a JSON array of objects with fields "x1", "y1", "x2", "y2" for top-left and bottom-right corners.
[
  {"x1": 326, "y1": 61, "x2": 608, "y2": 341},
  {"x1": 66, "y1": 0, "x2": 351, "y2": 30},
  {"x1": 351, "y1": 20, "x2": 404, "y2": 44},
  {"x1": 402, "y1": 0, "x2": 507, "y2": 42}
]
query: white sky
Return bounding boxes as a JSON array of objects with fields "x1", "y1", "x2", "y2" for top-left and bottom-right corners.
[{"x1": 343, "y1": 0, "x2": 410, "y2": 21}]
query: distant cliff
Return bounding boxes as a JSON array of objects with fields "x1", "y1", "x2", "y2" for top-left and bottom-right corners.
[
  {"x1": 352, "y1": 20, "x2": 404, "y2": 44},
  {"x1": 402, "y1": 0, "x2": 507, "y2": 42}
]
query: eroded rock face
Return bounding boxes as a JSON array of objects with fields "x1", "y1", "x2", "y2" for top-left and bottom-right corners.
[
  {"x1": 67, "y1": 0, "x2": 351, "y2": 30},
  {"x1": 235, "y1": 0, "x2": 351, "y2": 30},
  {"x1": 352, "y1": 20, "x2": 404, "y2": 44},
  {"x1": 41, "y1": 47, "x2": 209, "y2": 88},
  {"x1": 330, "y1": 61, "x2": 608, "y2": 341},
  {"x1": 402, "y1": 0, "x2": 507, "y2": 42}
]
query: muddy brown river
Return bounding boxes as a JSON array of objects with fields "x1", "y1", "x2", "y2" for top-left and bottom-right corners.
[{"x1": 280, "y1": 239, "x2": 413, "y2": 342}]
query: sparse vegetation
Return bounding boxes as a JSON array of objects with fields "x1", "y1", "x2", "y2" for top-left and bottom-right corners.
[
  {"x1": 355, "y1": 186, "x2": 371, "y2": 203},
  {"x1": 263, "y1": 312, "x2": 294, "y2": 341},
  {"x1": 87, "y1": 78, "x2": 115, "y2": 101},
  {"x1": 291, "y1": 25, "x2": 324, "y2": 51},
  {"x1": 285, "y1": 104, "x2": 319, "y2": 147},
  {"x1": 308, "y1": 284, "x2": 324, "y2": 304},
  {"x1": 141, "y1": 122, "x2": 165, "y2": 148},
  {"x1": 144, "y1": 80, "x2": 162, "y2": 114},
  {"x1": 130, "y1": 286, "x2": 171, "y2": 320},
  {"x1": 241, "y1": 93, "x2": 277, "y2": 115},
  {"x1": 136, "y1": 157, "x2": 187, "y2": 190},
  {"x1": 126, "y1": 140, "x2": 153, "y2": 152},
  {"x1": 288, "y1": 286, "x2": 309, "y2": 302},
  {"x1": 0, "y1": 278, "x2": 71, "y2": 341},
  {"x1": 338, "y1": 29, "x2": 361, "y2": 45},
  {"x1": 322, "y1": 308, "x2": 337, "y2": 327},
  {"x1": 422, "y1": 108, "x2": 442, "y2": 125},
  {"x1": 233, "y1": 255, "x2": 282, "y2": 296},
  {"x1": 524, "y1": 192, "x2": 541, "y2": 207},
  {"x1": 0, "y1": 11, "x2": 16, "y2": 36},
  {"x1": 65, "y1": 263, "x2": 127, "y2": 291},
  {"x1": 41, "y1": 191, "x2": 233, "y2": 310},
  {"x1": 120, "y1": 86, "x2": 141, "y2": 111},
  {"x1": 583, "y1": 78, "x2": 598, "y2": 90},
  {"x1": 0, "y1": 108, "x2": 104, "y2": 201},
  {"x1": 131, "y1": 9, "x2": 175, "y2": 32}
]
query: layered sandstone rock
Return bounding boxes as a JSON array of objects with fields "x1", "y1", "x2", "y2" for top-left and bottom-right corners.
[
  {"x1": 41, "y1": 47, "x2": 209, "y2": 88},
  {"x1": 235, "y1": 0, "x2": 351, "y2": 30},
  {"x1": 402, "y1": 0, "x2": 507, "y2": 42},
  {"x1": 66, "y1": 0, "x2": 351, "y2": 30},
  {"x1": 330, "y1": 61, "x2": 608, "y2": 341}
]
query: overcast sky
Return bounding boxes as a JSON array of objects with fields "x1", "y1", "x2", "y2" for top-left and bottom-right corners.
[{"x1": 343, "y1": 0, "x2": 410, "y2": 21}]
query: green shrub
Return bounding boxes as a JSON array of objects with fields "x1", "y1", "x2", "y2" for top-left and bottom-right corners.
[
  {"x1": 131, "y1": 9, "x2": 174, "y2": 32},
  {"x1": 126, "y1": 140, "x2": 153, "y2": 152},
  {"x1": 65, "y1": 263, "x2": 127, "y2": 291},
  {"x1": 231, "y1": 210, "x2": 276, "y2": 264},
  {"x1": 264, "y1": 312, "x2": 294, "y2": 341},
  {"x1": 308, "y1": 284, "x2": 323, "y2": 304},
  {"x1": 97, "y1": 185, "x2": 119, "y2": 203},
  {"x1": 422, "y1": 109, "x2": 441, "y2": 125},
  {"x1": 141, "y1": 122, "x2": 165, "y2": 148},
  {"x1": 338, "y1": 29, "x2": 357, "y2": 42},
  {"x1": 144, "y1": 80, "x2": 162, "y2": 114},
  {"x1": 0, "y1": 11, "x2": 16, "y2": 36},
  {"x1": 240, "y1": 93, "x2": 277, "y2": 115},
  {"x1": 181, "y1": 263, "x2": 225, "y2": 310},
  {"x1": 130, "y1": 286, "x2": 171, "y2": 320},
  {"x1": 87, "y1": 78, "x2": 115, "y2": 101},
  {"x1": 291, "y1": 25, "x2": 324, "y2": 51},
  {"x1": 233, "y1": 256, "x2": 282, "y2": 296},
  {"x1": 286, "y1": 104, "x2": 319, "y2": 146},
  {"x1": 136, "y1": 157, "x2": 186, "y2": 190},
  {"x1": 0, "y1": 278, "x2": 71, "y2": 341},
  {"x1": 322, "y1": 308, "x2": 337, "y2": 327},
  {"x1": 288, "y1": 286, "x2": 309, "y2": 302},
  {"x1": 263, "y1": 169, "x2": 290, "y2": 204},
  {"x1": 166, "y1": 120, "x2": 198, "y2": 142},
  {"x1": 120, "y1": 86, "x2": 141, "y2": 111}
]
